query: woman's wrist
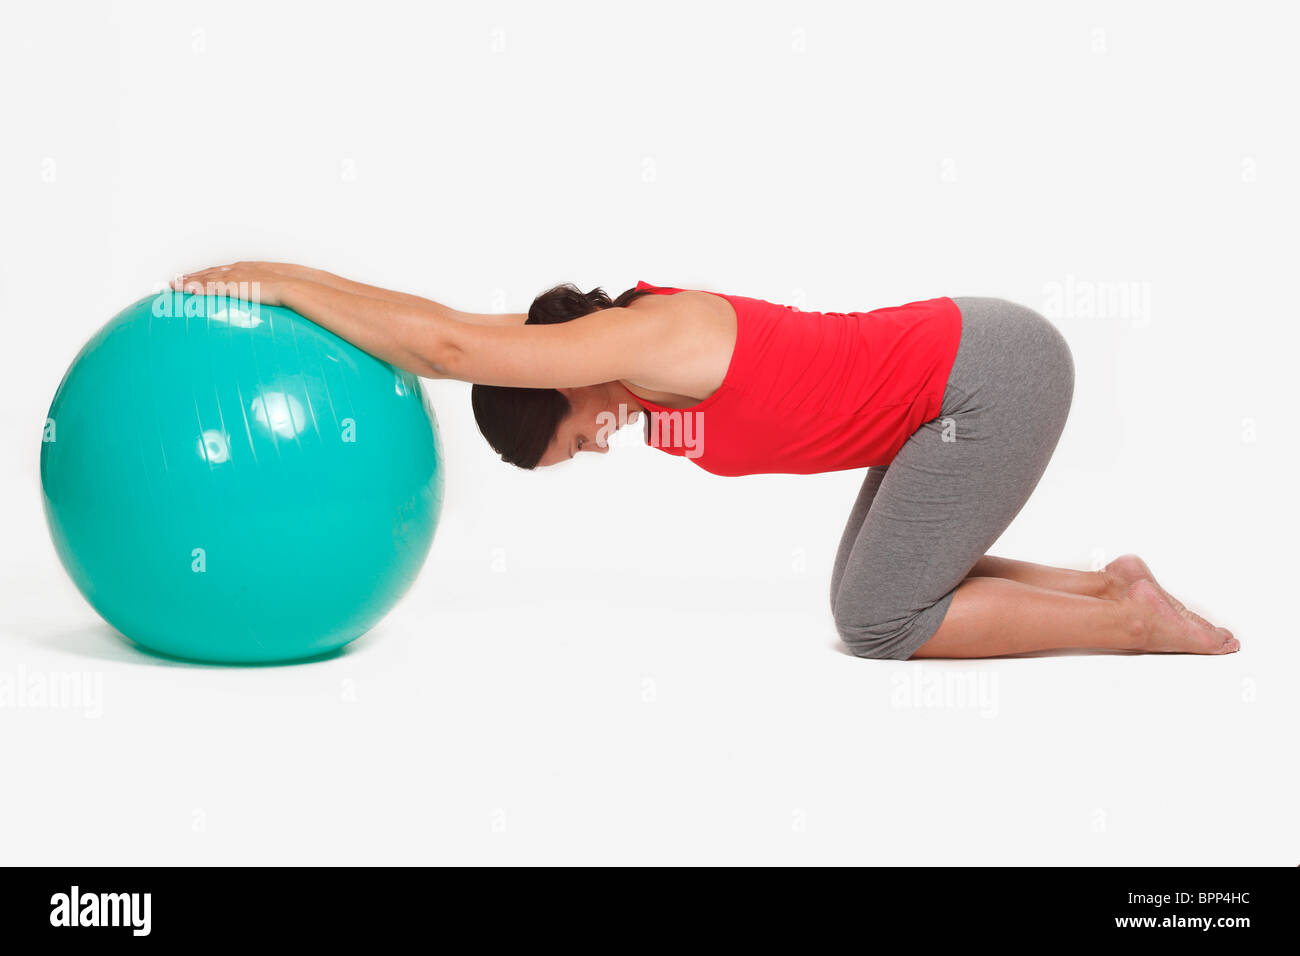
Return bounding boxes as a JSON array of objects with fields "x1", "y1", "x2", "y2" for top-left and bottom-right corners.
[
  {"x1": 275, "y1": 277, "x2": 313, "y2": 312},
  {"x1": 280, "y1": 263, "x2": 332, "y2": 284}
]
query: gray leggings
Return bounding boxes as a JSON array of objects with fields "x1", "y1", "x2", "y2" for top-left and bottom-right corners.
[{"x1": 830, "y1": 296, "x2": 1075, "y2": 659}]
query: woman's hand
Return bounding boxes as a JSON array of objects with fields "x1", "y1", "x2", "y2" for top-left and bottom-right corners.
[{"x1": 171, "y1": 261, "x2": 302, "y2": 306}]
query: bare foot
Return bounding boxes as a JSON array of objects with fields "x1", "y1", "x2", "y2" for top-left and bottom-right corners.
[
  {"x1": 1103, "y1": 554, "x2": 1234, "y2": 641},
  {"x1": 1126, "y1": 579, "x2": 1240, "y2": 654}
]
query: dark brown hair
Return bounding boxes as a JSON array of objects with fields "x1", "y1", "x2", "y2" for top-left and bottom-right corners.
[{"x1": 471, "y1": 282, "x2": 662, "y2": 469}]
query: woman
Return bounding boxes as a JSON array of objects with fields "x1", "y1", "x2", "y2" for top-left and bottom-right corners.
[{"x1": 173, "y1": 262, "x2": 1238, "y2": 660}]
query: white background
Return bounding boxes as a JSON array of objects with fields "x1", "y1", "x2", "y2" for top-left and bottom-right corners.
[{"x1": 1, "y1": 0, "x2": 1296, "y2": 864}]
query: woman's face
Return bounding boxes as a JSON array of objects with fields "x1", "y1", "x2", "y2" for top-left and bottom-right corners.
[{"x1": 535, "y1": 384, "x2": 641, "y2": 467}]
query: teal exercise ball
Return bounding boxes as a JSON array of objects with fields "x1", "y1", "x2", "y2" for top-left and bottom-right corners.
[{"x1": 40, "y1": 291, "x2": 444, "y2": 664}]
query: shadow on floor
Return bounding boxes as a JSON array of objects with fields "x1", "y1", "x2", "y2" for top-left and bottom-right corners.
[{"x1": 31, "y1": 622, "x2": 365, "y2": 669}]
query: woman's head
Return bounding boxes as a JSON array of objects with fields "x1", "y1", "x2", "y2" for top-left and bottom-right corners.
[{"x1": 471, "y1": 282, "x2": 657, "y2": 469}]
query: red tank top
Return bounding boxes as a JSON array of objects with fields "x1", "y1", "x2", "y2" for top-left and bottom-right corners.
[{"x1": 620, "y1": 281, "x2": 962, "y2": 477}]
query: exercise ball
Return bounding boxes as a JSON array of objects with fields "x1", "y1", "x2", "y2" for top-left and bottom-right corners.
[{"x1": 40, "y1": 291, "x2": 444, "y2": 663}]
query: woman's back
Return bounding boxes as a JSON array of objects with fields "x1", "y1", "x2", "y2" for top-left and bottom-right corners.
[{"x1": 621, "y1": 281, "x2": 963, "y2": 477}]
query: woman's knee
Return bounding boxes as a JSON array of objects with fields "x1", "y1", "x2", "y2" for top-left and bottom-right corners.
[{"x1": 832, "y1": 604, "x2": 917, "y2": 660}]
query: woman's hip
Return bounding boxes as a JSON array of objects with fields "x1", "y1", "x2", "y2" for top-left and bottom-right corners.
[{"x1": 942, "y1": 296, "x2": 1075, "y2": 428}]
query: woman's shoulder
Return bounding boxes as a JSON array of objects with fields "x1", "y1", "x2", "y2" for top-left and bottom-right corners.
[{"x1": 628, "y1": 286, "x2": 736, "y2": 320}]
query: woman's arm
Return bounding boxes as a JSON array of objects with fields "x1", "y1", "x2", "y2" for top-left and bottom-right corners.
[
  {"x1": 280, "y1": 280, "x2": 663, "y2": 387},
  {"x1": 184, "y1": 260, "x2": 528, "y2": 327},
  {"x1": 173, "y1": 266, "x2": 662, "y2": 387},
  {"x1": 278, "y1": 279, "x2": 456, "y2": 376}
]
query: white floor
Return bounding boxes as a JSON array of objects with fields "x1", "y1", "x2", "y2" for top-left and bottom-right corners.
[{"x1": 3, "y1": 455, "x2": 1293, "y2": 866}]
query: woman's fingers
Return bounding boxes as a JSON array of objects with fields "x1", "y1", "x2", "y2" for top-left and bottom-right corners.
[
  {"x1": 181, "y1": 265, "x2": 231, "y2": 281},
  {"x1": 169, "y1": 263, "x2": 283, "y2": 305},
  {"x1": 172, "y1": 266, "x2": 221, "y2": 290},
  {"x1": 186, "y1": 277, "x2": 250, "y2": 297},
  {"x1": 174, "y1": 261, "x2": 301, "y2": 285}
]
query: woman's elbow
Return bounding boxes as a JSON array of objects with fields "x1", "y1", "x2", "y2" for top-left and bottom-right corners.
[
  {"x1": 425, "y1": 338, "x2": 463, "y2": 379},
  {"x1": 411, "y1": 330, "x2": 463, "y2": 380}
]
